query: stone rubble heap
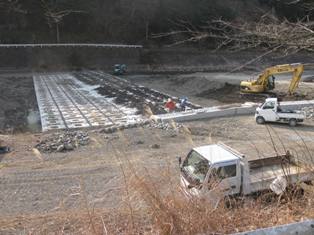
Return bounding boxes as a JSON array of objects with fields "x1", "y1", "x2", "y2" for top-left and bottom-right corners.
[
  {"x1": 99, "y1": 120, "x2": 181, "y2": 134},
  {"x1": 301, "y1": 106, "x2": 314, "y2": 119},
  {"x1": 99, "y1": 120, "x2": 150, "y2": 134},
  {"x1": 144, "y1": 121, "x2": 183, "y2": 131},
  {"x1": 35, "y1": 131, "x2": 90, "y2": 153}
]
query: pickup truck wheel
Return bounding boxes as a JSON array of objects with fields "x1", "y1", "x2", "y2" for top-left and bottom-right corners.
[
  {"x1": 256, "y1": 116, "x2": 265, "y2": 124},
  {"x1": 289, "y1": 118, "x2": 297, "y2": 127}
]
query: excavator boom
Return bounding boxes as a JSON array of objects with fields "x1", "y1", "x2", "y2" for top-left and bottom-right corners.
[{"x1": 288, "y1": 64, "x2": 304, "y2": 94}]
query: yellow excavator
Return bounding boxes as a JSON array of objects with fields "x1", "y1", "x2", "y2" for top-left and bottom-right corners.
[{"x1": 240, "y1": 63, "x2": 304, "y2": 95}]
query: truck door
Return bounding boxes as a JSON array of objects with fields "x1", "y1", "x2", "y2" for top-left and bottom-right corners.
[
  {"x1": 260, "y1": 101, "x2": 277, "y2": 122},
  {"x1": 209, "y1": 161, "x2": 241, "y2": 196}
]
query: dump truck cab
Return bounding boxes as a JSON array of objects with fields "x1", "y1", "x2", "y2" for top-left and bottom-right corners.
[{"x1": 180, "y1": 144, "x2": 242, "y2": 197}]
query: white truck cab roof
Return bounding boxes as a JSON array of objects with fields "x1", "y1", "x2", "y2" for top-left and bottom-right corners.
[
  {"x1": 193, "y1": 144, "x2": 239, "y2": 165},
  {"x1": 264, "y1": 98, "x2": 278, "y2": 103}
]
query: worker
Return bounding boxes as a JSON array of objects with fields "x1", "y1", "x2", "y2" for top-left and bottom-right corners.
[
  {"x1": 165, "y1": 98, "x2": 176, "y2": 112},
  {"x1": 179, "y1": 97, "x2": 188, "y2": 111}
]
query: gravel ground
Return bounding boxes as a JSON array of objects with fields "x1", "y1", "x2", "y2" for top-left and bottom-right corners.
[{"x1": 0, "y1": 116, "x2": 314, "y2": 219}]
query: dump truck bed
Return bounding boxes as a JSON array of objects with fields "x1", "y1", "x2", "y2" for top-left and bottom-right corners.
[
  {"x1": 248, "y1": 155, "x2": 293, "y2": 169},
  {"x1": 245, "y1": 156, "x2": 312, "y2": 193}
]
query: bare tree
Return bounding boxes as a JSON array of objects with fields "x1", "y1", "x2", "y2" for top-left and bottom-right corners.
[
  {"x1": 0, "y1": 0, "x2": 27, "y2": 14},
  {"x1": 128, "y1": 0, "x2": 159, "y2": 40},
  {"x1": 154, "y1": 13, "x2": 314, "y2": 57},
  {"x1": 40, "y1": 0, "x2": 84, "y2": 43},
  {"x1": 285, "y1": 0, "x2": 314, "y2": 11}
]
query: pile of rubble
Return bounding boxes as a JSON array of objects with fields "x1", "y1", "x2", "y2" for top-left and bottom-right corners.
[
  {"x1": 35, "y1": 131, "x2": 90, "y2": 153},
  {"x1": 144, "y1": 121, "x2": 183, "y2": 131},
  {"x1": 302, "y1": 106, "x2": 314, "y2": 119},
  {"x1": 98, "y1": 120, "x2": 182, "y2": 134},
  {"x1": 99, "y1": 120, "x2": 151, "y2": 134}
]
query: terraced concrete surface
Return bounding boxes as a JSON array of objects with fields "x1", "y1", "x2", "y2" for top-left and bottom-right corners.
[{"x1": 33, "y1": 73, "x2": 141, "y2": 131}]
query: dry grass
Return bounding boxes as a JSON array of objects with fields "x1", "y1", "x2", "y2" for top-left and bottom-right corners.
[
  {"x1": 128, "y1": 170, "x2": 314, "y2": 234},
  {"x1": 1, "y1": 167, "x2": 313, "y2": 235}
]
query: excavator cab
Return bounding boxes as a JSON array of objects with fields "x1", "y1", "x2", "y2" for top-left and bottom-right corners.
[{"x1": 267, "y1": 75, "x2": 275, "y2": 90}]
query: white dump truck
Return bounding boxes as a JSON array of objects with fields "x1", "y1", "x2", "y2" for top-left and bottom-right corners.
[
  {"x1": 179, "y1": 143, "x2": 314, "y2": 200},
  {"x1": 255, "y1": 98, "x2": 305, "y2": 126}
]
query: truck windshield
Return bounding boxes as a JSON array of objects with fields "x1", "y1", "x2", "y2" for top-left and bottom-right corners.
[
  {"x1": 263, "y1": 101, "x2": 275, "y2": 109},
  {"x1": 182, "y1": 150, "x2": 210, "y2": 184}
]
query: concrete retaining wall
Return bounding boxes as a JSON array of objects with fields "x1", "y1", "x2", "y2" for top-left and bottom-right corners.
[
  {"x1": 155, "y1": 100, "x2": 314, "y2": 122},
  {"x1": 233, "y1": 219, "x2": 314, "y2": 235}
]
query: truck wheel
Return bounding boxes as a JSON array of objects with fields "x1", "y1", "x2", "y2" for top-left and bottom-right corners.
[
  {"x1": 256, "y1": 116, "x2": 265, "y2": 124},
  {"x1": 289, "y1": 119, "x2": 297, "y2": 127}
]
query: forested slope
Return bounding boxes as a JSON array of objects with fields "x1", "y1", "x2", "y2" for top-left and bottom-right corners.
[{"x1": 0, "y1": 0, "x2": 313, "y2": 45}]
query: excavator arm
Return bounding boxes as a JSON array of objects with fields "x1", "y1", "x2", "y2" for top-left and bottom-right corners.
[{"x1": 288, "y1": 64, "x2": 304, "y2": 94}]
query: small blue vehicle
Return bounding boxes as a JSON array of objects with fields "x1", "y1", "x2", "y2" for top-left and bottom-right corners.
[{"x1": 114, "y1": 64, "x2": 127, "y2": 75}]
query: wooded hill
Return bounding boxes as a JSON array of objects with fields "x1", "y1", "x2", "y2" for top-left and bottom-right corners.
[{"x1": 0, "y1": 0, "x2": 313, "y2": 46}]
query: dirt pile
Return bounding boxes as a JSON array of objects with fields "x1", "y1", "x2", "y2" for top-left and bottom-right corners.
[
  {"x1": 0, "y1": 75, "x2": 40, "y2": 133},
  {"x1": 125, "y1": 73, "x2": 250, "y2": 106},
  {"x1": 196, "y1": 82, "x2": 241, "y2": 103},
  {"x1": 35, "y1": 131, "x2": 90, "y2": 153}
]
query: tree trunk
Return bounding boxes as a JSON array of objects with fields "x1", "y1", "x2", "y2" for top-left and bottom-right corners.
[
  {"x1": 56, "y1": 23, "x2": 60, "y2": 43},
  {"x1": 145, "y1": 21, "x2": 149, "y2": 41}
]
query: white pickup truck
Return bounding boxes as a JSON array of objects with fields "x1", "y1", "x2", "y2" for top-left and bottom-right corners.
[
  {"x1": 179, "y1": 143, "x2": 313, "y2": 201},
  {"x1": 255, "y1": 98, "x2": 305, "y2": 126}
]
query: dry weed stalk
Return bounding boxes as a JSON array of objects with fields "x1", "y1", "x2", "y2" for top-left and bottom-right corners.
[{"x1": 129, "y1": 170, "x2": 314, "y2": 234}]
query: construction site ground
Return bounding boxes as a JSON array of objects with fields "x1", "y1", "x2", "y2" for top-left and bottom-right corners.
[
  {"x1": 2, "y1": 70, "x2": 314, "y2": 133},
  {"x1": 1, "y1": 116, "x2": 314, "y2": 233},
  {"x1": 1, "y1": 70, "x2": 314, "y2": 233},
  {"x1": 125, "y1": 70, "x2": 314, "y2": 106}
]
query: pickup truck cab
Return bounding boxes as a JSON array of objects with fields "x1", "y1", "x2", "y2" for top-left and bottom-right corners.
[
  {"x1": 180, "y1": 143, "x2": 313, "y2": 202},
  {"x1": 255, "y1": 98, "x2": 305, "y2": 126}
]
